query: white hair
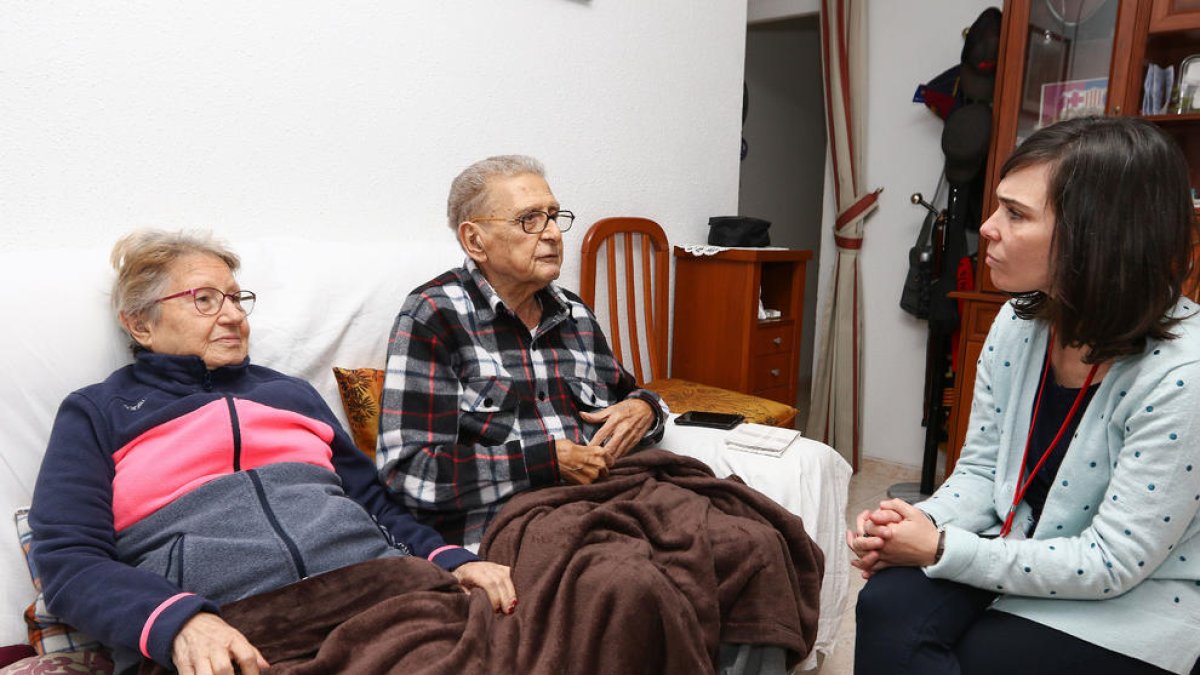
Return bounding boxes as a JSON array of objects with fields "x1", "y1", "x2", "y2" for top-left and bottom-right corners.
[{"x1": 446, "y1": 155, "x2": 546, "y2": 231}]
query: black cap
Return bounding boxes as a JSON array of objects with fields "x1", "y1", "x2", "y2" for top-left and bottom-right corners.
[
  {"x1": 942, "y1": 102, "x2": 992, "y2": 184},
  {"x1": 959, "y1": 7, "x2": 1002, "y2": 103}
]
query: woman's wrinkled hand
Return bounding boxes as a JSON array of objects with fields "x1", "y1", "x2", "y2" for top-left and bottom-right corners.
[
  {"x1": 452, "y1": 561, "x2": 517, "y2": 614},
  {"x1": 171, "y1": 612, "x2": 269, "y2": 675}
]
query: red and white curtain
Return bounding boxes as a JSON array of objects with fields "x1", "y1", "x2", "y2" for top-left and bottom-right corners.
[{"x1": 807, "y1": 0, "x2": 881, "y2": 471}]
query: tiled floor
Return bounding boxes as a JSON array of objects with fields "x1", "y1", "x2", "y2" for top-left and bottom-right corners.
[{"x1": 812, "y1": 458, "x2": 922, "y2": 675}]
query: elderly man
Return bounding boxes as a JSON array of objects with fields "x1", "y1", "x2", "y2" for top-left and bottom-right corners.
[{"x1": 377, "y1": 155, "x2": 668, "y2": 548}]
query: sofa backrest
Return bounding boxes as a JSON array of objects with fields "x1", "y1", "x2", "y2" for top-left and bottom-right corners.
[{"x1": 0, "y1": 235, "x2": 464, "y2": 646}]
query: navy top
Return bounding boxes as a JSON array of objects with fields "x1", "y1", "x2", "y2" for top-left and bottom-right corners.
[{"x1": 1025, "y1": 359, "x2": 1100, "y2": 528}]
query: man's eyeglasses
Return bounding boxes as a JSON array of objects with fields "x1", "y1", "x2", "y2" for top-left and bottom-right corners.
[
  {"x1": 156, "y1": 287, "x2": 257, "y2": 316},
  {"x1": 470, "y1": 210, "x2": 575, "y2": 234}
]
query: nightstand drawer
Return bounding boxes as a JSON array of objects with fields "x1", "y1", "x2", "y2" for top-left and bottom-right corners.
[
  {"x1": 752, "y1": 383, "x2": 795, "y2": 406},
  {"x1": 751, "y1": 352, "x2": 792, "y2": 391},
  {"x1": 753, "y1": 322, "x2": 794, "y2": 356}
]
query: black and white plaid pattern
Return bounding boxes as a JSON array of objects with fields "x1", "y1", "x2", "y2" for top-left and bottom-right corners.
[{"x1": 378, "y1": 260, "x2": 666, "y2": 547}]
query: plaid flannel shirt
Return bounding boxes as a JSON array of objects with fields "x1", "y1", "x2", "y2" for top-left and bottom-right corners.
[{"x1": 378, "y1": 260, "x2": 667, "y2": 547}]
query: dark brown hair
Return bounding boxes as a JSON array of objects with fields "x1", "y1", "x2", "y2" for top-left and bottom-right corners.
[{"x1": 1001, "y1": 116, "x2": 1196, "y2": 363}]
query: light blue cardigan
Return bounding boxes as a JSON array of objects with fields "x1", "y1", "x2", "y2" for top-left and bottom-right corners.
[{"x1": 919, "y1": 298, "x2": 1200, "y2": 674}]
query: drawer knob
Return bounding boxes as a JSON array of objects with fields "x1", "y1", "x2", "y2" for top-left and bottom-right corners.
[
  {"x1": 772, "y1": 337, "x2": 783, "y2": 346},
  {"x1": 770, "y1": 368, "x2": 781, "y2": 377}
]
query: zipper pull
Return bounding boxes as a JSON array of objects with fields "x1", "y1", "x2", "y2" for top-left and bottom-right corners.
[{"x1": 203, "y1": 370, "x2": 213, "y2": 391}]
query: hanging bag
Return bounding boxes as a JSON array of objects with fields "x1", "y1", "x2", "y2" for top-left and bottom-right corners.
[{"x1": 899, "y1": 176, "x2": 945, "y2": 319}]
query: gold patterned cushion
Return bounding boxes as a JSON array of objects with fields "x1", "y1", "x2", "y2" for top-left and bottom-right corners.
[
  {"x1": 332, "y1": 367, "x2": 386, "y2": 458},
  {"x1": 646, "y1": 378, "x2": 798, "y2": 428}
]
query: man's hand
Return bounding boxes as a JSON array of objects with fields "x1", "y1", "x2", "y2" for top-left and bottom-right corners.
[
  {"x1": 171, "y1": 612, "x2": 269, "y2": 675},
  {"x1": 452, "y1": 561, "x2": 517, "y2": 614},
  {"x1": 580, "y1": 398, "x2": 656, "y2": 462},
  {"x1": 555, "y1": 438, "x2": 609, "y2": 484}
]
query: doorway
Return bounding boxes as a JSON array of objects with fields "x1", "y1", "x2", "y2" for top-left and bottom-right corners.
[{"x1": 740, "y1": 14, "x2": 826, "y2": 427}]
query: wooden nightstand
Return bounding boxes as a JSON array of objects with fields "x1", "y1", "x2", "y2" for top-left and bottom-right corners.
[{"x1": 670, "y1": 247, "x2": 813, "y2": 406}]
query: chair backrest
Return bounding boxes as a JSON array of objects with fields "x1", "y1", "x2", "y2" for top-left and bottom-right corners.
[{"x1": 579, "y1": 217, "x2": 671, "y2": 385}]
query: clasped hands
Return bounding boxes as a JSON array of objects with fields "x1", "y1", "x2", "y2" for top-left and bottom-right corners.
[
  {"x1": 845, "y1": 498, "x2": 941, "y2": 579},
  {"x1": 556, "y1": 398, "x2": 656, "y2": 485}
]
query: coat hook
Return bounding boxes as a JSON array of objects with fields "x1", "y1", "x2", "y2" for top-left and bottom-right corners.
[{"x1": 911, "y1": 192, "x2": 939, "y2": 217}]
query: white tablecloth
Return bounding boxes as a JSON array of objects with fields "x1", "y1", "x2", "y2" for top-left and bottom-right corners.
[{"x1": 656, "y1": 416, "x2": 852, "y2": 671}]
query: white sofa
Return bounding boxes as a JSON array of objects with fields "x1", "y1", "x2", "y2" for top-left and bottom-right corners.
[{"x1": 0, "y1": 236, "x2": 850, "y2": 668}]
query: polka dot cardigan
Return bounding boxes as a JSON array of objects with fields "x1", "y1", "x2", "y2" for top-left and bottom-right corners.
[{"x1": 920, "y1": 299, "x2": 1200, "y2": 675}]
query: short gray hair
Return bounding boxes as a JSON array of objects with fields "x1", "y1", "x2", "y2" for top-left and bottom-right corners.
[
  {"x1": 110, "y1": 229, "x2": 240, "y2": 330},
  {"x1": 446, "y1": 155, "x2": 546, "y2": 231}
]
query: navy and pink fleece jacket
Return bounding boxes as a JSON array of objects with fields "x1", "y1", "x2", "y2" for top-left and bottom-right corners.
[{"x1": 29, "y1": 351, "x2": 476, "y2": 670}]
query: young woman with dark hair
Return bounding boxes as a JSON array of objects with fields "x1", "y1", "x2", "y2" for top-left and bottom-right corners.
[{"x1": 849, "y1": 116, "x2": 1200, "y2": 675}]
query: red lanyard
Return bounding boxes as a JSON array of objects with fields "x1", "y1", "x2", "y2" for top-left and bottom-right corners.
[{"x1": 999, "y1": 334, "x2": 1100, "y2": 538}]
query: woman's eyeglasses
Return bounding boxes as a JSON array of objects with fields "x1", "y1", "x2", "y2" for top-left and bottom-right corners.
[{"x1": 156, "y1": 287, "x2": 257, "y2": 316}]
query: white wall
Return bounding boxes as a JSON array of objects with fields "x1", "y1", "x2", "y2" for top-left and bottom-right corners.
[
  {"x1": 0, "y1": 2, "x2": 747, "y2": 294},
  {"x1": 812, "y1": 0, "x2": 997, "y2": 468}
]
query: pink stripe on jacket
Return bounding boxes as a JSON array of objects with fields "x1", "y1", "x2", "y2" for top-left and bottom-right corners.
[{"x1": 111, "y1": 398, "x2": 335, "y2": 531}]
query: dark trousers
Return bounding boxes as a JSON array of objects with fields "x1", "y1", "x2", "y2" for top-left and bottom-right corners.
[{"x1": 854, "y1": 566, "x2": 1194, "y2": 675}]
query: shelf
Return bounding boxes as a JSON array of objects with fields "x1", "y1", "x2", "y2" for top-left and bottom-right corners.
[
  {"x1": 672, "y1": 246, "x2": 813, "y2": 264},
  {"x1": 1147, "y1": 24, "x2": 1200, "y2": 40},
  {"x1": 1141, "y1": 112, "x2": 1200, "y2": 124},
  {"x1": 1147, "y1": 22, "x2": 1200, "y2": 39}
]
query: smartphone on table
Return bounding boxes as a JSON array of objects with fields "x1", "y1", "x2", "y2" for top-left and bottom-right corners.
[{"x1": 674, "y1": 410, "x2": 745, "y2": 430}]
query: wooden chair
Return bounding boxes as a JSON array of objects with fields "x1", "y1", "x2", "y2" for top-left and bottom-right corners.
[{"x1": 579, "y1": 217, "x2": 798, "y2": 427}]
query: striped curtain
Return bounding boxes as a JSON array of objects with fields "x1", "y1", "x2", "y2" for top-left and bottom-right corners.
[{"x1": 807, "y1": 0, "x2": 881, "y2": 472}]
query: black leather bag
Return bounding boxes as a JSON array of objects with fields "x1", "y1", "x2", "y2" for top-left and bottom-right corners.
[
  {"x1": 707, "y1": 216, "x2": 771, "y2": 247},
  {"x1": 900, "y1": 209, "x2": 937, "y2": 319}
]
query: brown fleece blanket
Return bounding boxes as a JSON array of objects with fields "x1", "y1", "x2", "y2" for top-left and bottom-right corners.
[{"x1": 144, "y1": 450, "x2": 823, "y2": 674}]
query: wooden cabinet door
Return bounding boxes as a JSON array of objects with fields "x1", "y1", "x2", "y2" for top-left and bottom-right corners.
[
  {"x1": 946, "y1": 296, "x2": 1003, "y2": 475},
  {"x1": 1150, "y1": 0, "x2": 1200, "y2": 31}
]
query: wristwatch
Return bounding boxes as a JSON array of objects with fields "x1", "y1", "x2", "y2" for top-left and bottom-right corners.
[{"x1": 933, "y1": 528, "x2": 947, "y2": 564}]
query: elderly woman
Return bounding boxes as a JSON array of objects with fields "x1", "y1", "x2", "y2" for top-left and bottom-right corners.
[
  {"x1": 376, "y1": 155, "x2": 669, "y2": 549},
  {"x1": 29, "y1": 230, "x2": 514, "y2": 675},
  {"x1": 849, "y1": 117, "x2": 1200, "y2": 674}
]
